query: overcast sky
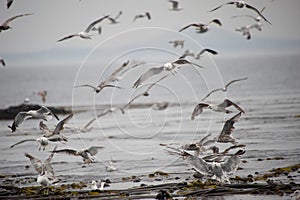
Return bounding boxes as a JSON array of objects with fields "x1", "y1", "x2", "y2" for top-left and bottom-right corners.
[{"x1": 0, "y1": 0, "x2": 300, "y2": 66}]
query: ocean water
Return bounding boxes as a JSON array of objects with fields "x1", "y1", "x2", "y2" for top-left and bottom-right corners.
[{"x1": 0, "y1": 53, "x2": 299, "y2": 199}]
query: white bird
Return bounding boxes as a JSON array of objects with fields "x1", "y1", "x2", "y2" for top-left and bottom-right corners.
[
  {"x1": 57, "y1": 15, "x2": 109, "y2": 42},
  {"x1": 74, "y1": 60, "x2": 129, "y2": 93},
  {"x1": 8, "y1": 106, "x2": 59, "y2": 132},
  {"x1": 151, "y1": 102, "x2": 169, "y2": 111},
  {"x1": 235, "y1": 23, "x2": 263, "y2": 40},
  {"x1": 191, "y1": 99, "x2": 245, "y2": 120},
  {"x1": 133, "y1": 59, "x2": 203, "y2": 88},
  {"x1": 217, "y1": 112, "x2": 243, "y2": 144},
  {"x1": 25, "y1": 146, "x2": 58, "y2": 186},
  {"x1": 51, "y1": 146, "x2": 104, "y2": 164},
  {"x1": 179, "y1": 19, "x2": 222, "y2": 33},
  {"x1": 0, "y1": 13, "x2": 32, "y2": 32},
  {"x1": 91, "y1": 180, "x2": 105, "y2": 191},
  {"x1": 195, "y1": 48, "x2": 218, "y2": 60},
  {"x1": 0, "y1": 57, "x2": 6, "y2": 67},
  {"x1": 105, "y1": 157, "x2": 117, "y2": 172},
  {"x1": 209, "y1": 1, "x2": 271, "y2": 24},
  {"x1": 169, "y1": 0, "x2": 183, "y2": 11},
  {"x1": 201, "y1": 77, "x2": 248, "y2": 101},
  {"x1": 107, "y1": 11, "x2": 122, "y2": 24},
  {"x1": 133, "y1": 12, "x2": 151, "y2": 22},
  {"x1": 169, "y1": 40, "x2": 185, "y2": 48}
]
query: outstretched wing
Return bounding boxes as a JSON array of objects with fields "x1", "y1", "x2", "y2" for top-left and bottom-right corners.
[
  {"x1": 39, "y1": 121, "x2": 53, "y2": 136},
  {"x1": 191, "y1": 103, "x2": 209, "y2": 120},
  {"x1": 51, "y1": 149, "x2": 78, "y2": 156},
  {"x1": 24, "y1": 152, "x2": 43, "y2": 174},
  {"x1": 7, "y1": 0, "x2": 14, "y2": 9},
  {"x1": 173, "y1": 59, "x2": 204, "y2": 68},
  {"x1": 87, "y1": 146, "x2": 104, "y2": 156},
  {"x1": 39, "y1": 106, "x2": 59, "y2": 121},
  {"x1": 219, "y1": 112, "x2": 242, "y2": 137},
  {"x1": 209, "y1": 2, "x2": 234, "y2": 12},
  {"x1": 201, "y1": 88, "x2": 222, "y2": 101},
  {"x1": 179, "y1": 23, "x2": 199, "y2": 32},
  {"x1": 85, "y1": 15, "x2": 109, "y2": 33},
  {"x1": 52, "y1": 113, "x2": 73, "y2": 135},
  {"x1": 145, "y1": 12, "x2": 151, "y2": 20},
  {"x1": 196, "y1": 48, "x2": 218, "y2": 59},
  {"x1": 219, "y1": 99, "x2": 245, "y2": 113},
  {"x1": 57, "y1": 34, "x2": 79, "y2": 42},
  {"x1": 2, "y1": 13, "x2": 32, "y2": 26},
  {"x1": 132, "y1": 66, "x2": 164, "y2": 88},
  {"x1": 74, "y1": 84, "x2": 98, "y2": 91},
  {"x1": 10, "y1": 139, "x2": 36, "y2": 148},
  {"x1": 224, "y1": 77, "x2": 248, "y2": 88},
  {"x1": 245, "y1": 3, "x2": 271, "y2": 24}
]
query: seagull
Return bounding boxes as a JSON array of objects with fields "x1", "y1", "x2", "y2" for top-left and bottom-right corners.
[
  {"x1": 209, "y1": 1, "x2": 271, "y2": 24},
  {"x1": 181, "y1": 133, "x2": 216, "y2": 156},
  {"x1": 124, "y1": 75, "x2": 169, "y2": 109},
  {"x1": 179, "y1": 50, "x2": 195, "y2": 59},
  {"x1": 79, "y1": 107, "x2": 124, "y2": 132},
  {"x1": 132, "y1": 58, "x2": 203, "y2": 88},
  {"x1": 202, "y1": 144, "x2": 246, "y2": 162},
  {"x1": 191, "y1": 99, "x2": 245, "y2": 120},
  {"x1": 105, "y1": 157, "x2": 117, "y2": 172},
  {"x1": 57, "y1": 15, "x2": 109, "y2": 42},
  {"x1": 8, "y1": 106, "x2": 59, "y2": 132},
  {"x1": 179, "y1": 19, "x2": 222, "y2": 33},
  {"x1": 74, "y1": 60, "x2": 129, "y2": 93},
  {"x1": 33, "y1": 90, "x2": 47, "y2": 104},
  {"x1": 235, "y1": 23, "x2": 263, "y2": 40},
  {"x1": 169, "y1": 0, "x2": 183, "y2": 11},
  {"x1": 10, "y1": 114, "x2": 72, "y2": 150},
  {"x1": 151, "y1": 102, "x2": 169, "y2": 110},
  {"x1": 25, "y1": 146, "x2": 58, "y2": 186},
  {"x1": 91, "y1": 180, "x2": 105, "y2": 191},
  {"x1": 51, "y1": 146, "x2": 104, "y2": 164},
  {"x1": 133, "y1": 12, "x2": 151, "y2": 22},
  {"x1": 91, "y1": 26, "x2": 102, "y2": 34},
  {"x1": 169, "y1": 40, "x2": 184, "y2": 48},
  {"x1": 201, "y1": 77, "x2": 248, "y2": 101},
  {"x1": 0, "y1": 57, "x2": 5, "y2": 67},
  {"x1": 0, "y1": 13, "x2": 32, "y2": 32},
  {"x1": 107, "y1": 11, "x2": 122, "y2": 24},
  {"x1": 217, "y1": 112, "x2": 243, "y2": 144},
  {"x1": 195, "y1": 48, "x2": 218, "y2": 60},
  {"x1": 7, "y1": 0, "x2": 14, "y2": 9}
]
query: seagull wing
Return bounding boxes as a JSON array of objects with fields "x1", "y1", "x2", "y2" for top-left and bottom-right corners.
[
  {"x1": 222, "y1": 144, "x2": 246, "y2": 154},
  {"x1": 191, "y1": 103, "x2": 209, "y2": 120},
  {"x1": 39, "y1": 121, "x2": 53, "y2": 136},
  {"x1": 196, "y1": 48, "x2": 218, "y2": 59},
  {"x1": 10, "y1": 139, "x2": 36, "y2": 148},
  {"x1": 51, "y1": 149, "x2": 78, "y2": 156},
  {"x1": 245, "y1": 3, "x2": 271, "y2": 24},
  {"x1": 14, "y1": 111, "x2": 31, "y2": 127},
  {"x1": 209, "y1": 2, "x2": 234, "y2": 12},
  {"x1": 198, "y1": 133, "x2": 212, "y2": 145},
  {"x1": 0, "y1": 58, "x2": 5, "y2": 67},
  {"x1": 220, "y1": 99, "x2": 245, "y2": 113},
  {"x1": 224, "y1": 77, "x2": 248, "y2": 89},
  {"x1": 87, "y1": 146, "x2": 104, "y2": 156},
  {"x1": 57, "y1": 34, "x2": 79, "y2": 42},
  {"x1": 7, "y1": 0, "x2": 13, "y2": 9},
  {"x1": 219, "y1": 112, "x2": 242, "y2": 137},
  {"x1": 24, "y1": 152, "x2": 43, "y2": 174},
  {"x1": 145, "y1": 12, "x2": 151, "y2": 20},
  {"x1": 201, "y1": 88, "x2": 222, "y2": 101},
  {"x1": 44, "y1": 146, "x2": 57, "y2": 176},
  {"x1": 132, "y1": 66, "x2": 164, "y2": 88},
  {"x1": 208, "y1": 19, "x2": 222, "y2": 26},
  {"x1": 100, "y1": 60, "x2": 130, "y2": 86},
  {"x1": 85, "y1": 15, "x2": 109, "y2": 33},
  {"x1": 74, "y1": 84, "x2": 98, "y2": 91},
  {"x1": 2, "y1": 13, "x2": 32, "y2": 26},
  {"x1": 173, "y1": 59, "x2": 204, "y2": 68},
  {"x1": 52, "y1": 113, "x2": 73, "y2": 135},
  {"x1": 39, "y1": 106, "x2": 59, "y2": 121},
  {"x1": 221, "y1": 150, "x2": 245, "y2": 173},
  {"x1": 179, "y1": 23, "x2": 199, "y2": 32},
  {"x1": 184, "y1": 151, "x2": 211, "y2": 175}
]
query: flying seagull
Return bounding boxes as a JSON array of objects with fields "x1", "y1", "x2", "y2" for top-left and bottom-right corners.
[
  {"x1": 235, "y1": 23, "x2": 263, "y2": 40},
  {"x1": 209, "y1": 1, "x2": 271, "y2": 24},
  {"x1": 169, "y1": 40, "x2": 185, "y2": 48},
  {"x1": 0, "y1": 57, "x2": 5, "y2": 67},
  {"x1": 202, "y1": 144, "x2": 246, "y2": 162},
  {"x1": 179, "y1": 19, "x2": 222, "y2": 33},
  {"x1": 107, "y1": 11, "x2": 122, "y2": 24},
  {"x1": 74, "y1": 60, "x2": 129, "y2": 93},
  {"x1": 25, "y1": 146, "x2": 58, "y2": 186},
  {"x1": 0, "y1": 13, "x2": 32, "y2": 32},
  {"x1": 179, "y1": 50, "x2": 195, "y2": 59},
  {"x1": 51, "y1": 146, "x2": 104, "y2": 164},
  {"x1": 124, "y1": 75, "x2": 169, "y2": 109},
  {"x1": 217, "y1": 112, "x2": 243, "y2": 144},
  {"x1": 201, "y1": 77, "x2": 248, "y2": 101},
  {"x1": 39, "y1": 113, "x2": 73, "y2": 136},
  {"x1": 133, "y1": 12, "x2": 151, "y2": 22},
  {"x1": 8, "y1": 106, "x2": 59, "y2": 132},
  {"x1": 195, "y1": 48, "x2": 218, "y2": 59},
  {"x1": 191, "y1": 99, "x2": 245, "y2": 120},
  {"x1": 57, "y1": 15, "x2": 109, "y2": 42},
  {"x1": 133, "y1": 58, "x2": 203, "y2": 88},
  {"x1": 181, "y1": 133, "x2": 216, "y2": 156},
  {"x1": 169, "y1": 0, "x2": 183, "y2": 11}
]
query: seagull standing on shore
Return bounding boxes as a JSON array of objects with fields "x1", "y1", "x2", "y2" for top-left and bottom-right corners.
[
  {"x1": 57, "y1": 15, "x2": 109, "y2": 42},
  {"x1": 0, "y1": 13, "x2": 32, "y2": 32},
  {"x1": 191, "y1": 99, "x2": 245, "y2": 120},
  {"x1": 179, "y1": 19, "x2": 222, "y2": 33},
  {"x1": 8, "y1": 106, "x2": 59, "y2": 132},
  {"x1": 201, "y1": 77, "x2": 248, "y2": 101}
]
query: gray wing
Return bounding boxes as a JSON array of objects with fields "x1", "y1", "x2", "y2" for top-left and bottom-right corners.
[
  {"x1": 219, "y1": 99, "x2": 245, "y2": 113},
  {"x1": 51, "y1": 149, "x2": 78, "y2": 156},
  {"x1": 245, "y1": 3, "x2": 271, "y2": 24},
  {"x1": 132, "y1": 66, "x2": 164, "y2": 88},
  {"x1": 7, "y1": 0, "x2": 13, "y2": 9},
  {"x1": 184, "y1": 152, "x2": 211, "y2": 175},
  {"x1": 179, "y1": 23, "x2": 199, "y2": 32},
  {"x1": 221, "y1": 150, "x2": 245, "y2": 173},
  {"x1": 85, "y1": 15, "x2": 109, "y2": 33},
  {"x1": 196, "y1": 48, "x2": 218, "y2": 59},
  {"x1": 0, "y1": 58, "x2": 5, "y2": 67},
  {"x1": 44, "y1": 145, "x2": 57, "y2": 176},
  {"x1": 39, "y1": 106, "x2": 59, "y2": 121},
  {"x1": 145, "y1": 12, "x2": 151, "y2": 20},
  {"x1": 173, "y1": 59, "x2": 204, "y2": 68},
  {"x1": 39, "y1": 121, "x2": 53, "y2": 136},
  {"x1": 201, "y1": 88, "x2": 222, "y2": 101},
  {"x1": 10, "y1": 139, "x2": 36, "y2": 148},
  {"x1": 191, "y1": 103, "x2": 209, "y2": 120},
  {"x1": 2, "y1": 13, "x2": 32, "y2": 26},
  {"x1": 219, "y1": 112, "x2": 242, "y2": 137},
  {"x1": 52, "y1": 113, "x2": 73, "y2": 135},
  {"x1": 57, "y1": 34, "x2": 79, "y2": 42},
  {"x1": 222, "y1": 144, "x2": 246, "y2": 154},
  {"x1": 207, "y1": 19, "x2": 222, "y2": 27},
  {"x1": 24, "y1": 152, "x2": 43, "y2": 174},
  {"x1": 87, "y1": 146, "x2": 104, "y2": 156},
  {"x1": 209, "y1": 2, "x2": 234, "y2": 12},
  {"x1": 13, "y1": 112, "x2": 31, "y2": 127},
  {"x1": 224, "y1": 77, "x2": 248, "y2": 88}
]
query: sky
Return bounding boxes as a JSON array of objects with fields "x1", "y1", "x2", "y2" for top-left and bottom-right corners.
[{"x1": 0, "y1": 0, "x2": 300, "y2": 67}]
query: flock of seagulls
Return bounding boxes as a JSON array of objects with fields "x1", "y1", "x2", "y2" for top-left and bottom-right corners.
[{"x1": 3, "y1": 0, "x2": 276, "y2": 191}]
